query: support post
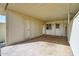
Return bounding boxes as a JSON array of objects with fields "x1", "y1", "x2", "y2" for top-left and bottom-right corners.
[{"x1": 68, "y1": 4, "x2": 70, "y2": 24}]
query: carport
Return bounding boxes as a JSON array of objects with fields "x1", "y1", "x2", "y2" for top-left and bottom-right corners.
[{"x1": 0, "y1": 3, "x2": 79, "y2": 56}]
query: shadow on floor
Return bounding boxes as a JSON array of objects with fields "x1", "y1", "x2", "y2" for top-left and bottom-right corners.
[{"x1": 13, "y1": 35, "x2": 69, "y2": 46}]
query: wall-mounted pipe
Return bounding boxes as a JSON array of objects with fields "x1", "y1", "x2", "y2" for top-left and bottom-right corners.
[{"x1": 5, "y1": 3, "x2": 8, "y2": 10}]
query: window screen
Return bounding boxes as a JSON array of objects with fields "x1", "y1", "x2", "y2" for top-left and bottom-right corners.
[
  {"x1": 46, "y1": 24, "x2": 52, "y2": 30},
  {"x1": 56, "y1": 24, "x2": 60, "y2": 29}
]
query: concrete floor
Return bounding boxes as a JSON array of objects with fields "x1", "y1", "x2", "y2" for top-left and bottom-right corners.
[
  {"x1": 1, "y1": 35, "x2": 73, "y2": 56},
  {"x1": 0, "y1": 42, "x2": 5, "y2": 56}
]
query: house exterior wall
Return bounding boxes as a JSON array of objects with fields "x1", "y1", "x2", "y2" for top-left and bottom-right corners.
[
  {"x1": 45, "y1": 20, "x2": 67, "y2": 36},
  {"x1": 24, "y1": 14, "x2": 44, "y2": 39},
  {"x1": 67, "y1": 19, "x2": 73, "y2": 41},
  {"x1": 69, "y1": 12, "x2": 79, "y2": 56},
  {"x1": 6, "y1": 10, "x2": 25, "y2": 45},
  {"x1": 6, "y1": 10, "x2": 44, "y2": 45}
]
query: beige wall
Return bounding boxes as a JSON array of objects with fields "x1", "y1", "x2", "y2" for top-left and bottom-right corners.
[
  {"x1": 24, "y1": 14, "x2": 44, "y2": 39},
  {"x1": 0, "y1": 23, "x2": 6, "y2": 42},
  {"x1": 67, "y1": 20, "x2": 73, "y2": 41},
  {"x1": 0, "y1": 6, "x2": 6, "y2": 15},
  {"x1": 6, "y1": 10, "x2": 25, "y2": 45},
  {"x1": 6, "y1": 10, "x2": 44, "y2": 45},
  {"x1": 30, "y1": 18, "x2": 44, "y2": 38}
]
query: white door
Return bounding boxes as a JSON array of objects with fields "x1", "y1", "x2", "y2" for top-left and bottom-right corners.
[
  {"x1": 51, "y1": 24, "x2": 55, "y2": 35},
  {"x1": 46, "y1": 24, "x2": 52, "y2": 35},
  {"x1": 43, "y1": 25, "x2": 46, "y2": 34},
  {"x1": 55, "y1": 24, "x2": 61, "y2": 36}
]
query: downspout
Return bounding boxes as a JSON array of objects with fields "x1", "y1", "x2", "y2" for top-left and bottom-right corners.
[
  {"x1": 5, "y1": 3, "x2": 8, "y2": 11},
  {"x1": 4, "y1": 3, "x2": 8, "y2": 45}
]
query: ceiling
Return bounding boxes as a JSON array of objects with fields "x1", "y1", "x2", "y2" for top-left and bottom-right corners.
[{"x1": 0, "y1": 3, "x2": 79, "y2": 21}]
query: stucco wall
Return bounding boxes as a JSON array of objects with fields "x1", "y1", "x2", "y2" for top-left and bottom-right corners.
[
  {"x1": 6, "y1": 10, "x2": 44, "y2": 45},
  {"x1": 6, "y1": 10, "x2": 25, "y2": 45},
  {"x1": 24, "y1": 14, "x2": 44, "y2": 39},
  {"x1": 69, "y1": 12, "x2": 79, "y2": 56},
  {"x1": 0, "y1": 6, "x2": 6, "y2": 15},
  {"x1": 67, "y1": 20, "x2": 73, "y2": 41},
  {"x1": 66, "y1": 11, "x2": 79, "y2": 56},
  {"x1": 0, "y1": 23, "x2": 6, "y2": 42}
]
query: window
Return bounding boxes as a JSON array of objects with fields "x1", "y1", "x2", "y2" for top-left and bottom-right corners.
[
  {"x1": 56, "y1": 24, "x2": 60, "y2": 29},
  {"x1": 46, "y1": 24, "x2": 52, "y2": 30},
  {"x1": 0, "y1": 15, "x2": 6, "y2": 43},
  {"x1": 0, "y1": 15, "x2": 6, "y2": 23}
]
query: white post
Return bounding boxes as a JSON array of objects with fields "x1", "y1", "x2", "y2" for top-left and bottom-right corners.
[
  {"x1": 68, "y1": 4, "x2": 70, "y2": 24},
  {"x1": 67, "y1": 4, "x2": 70, "y2": 40}
]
